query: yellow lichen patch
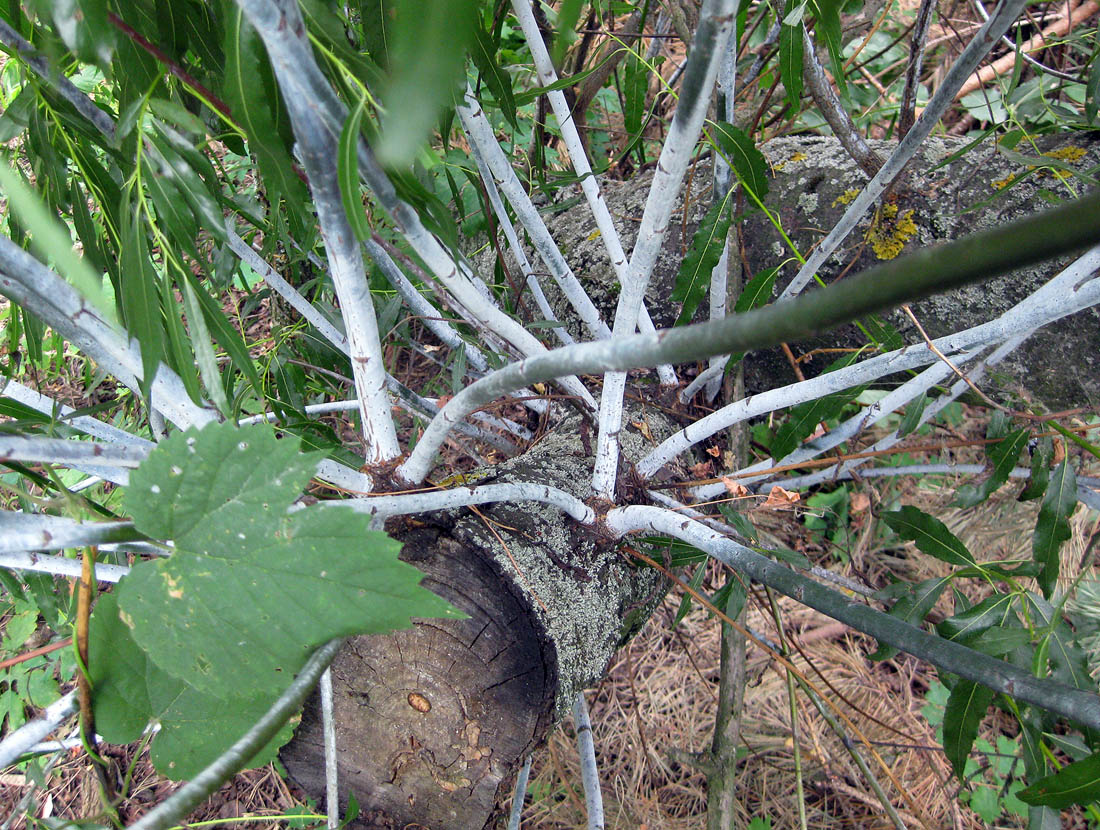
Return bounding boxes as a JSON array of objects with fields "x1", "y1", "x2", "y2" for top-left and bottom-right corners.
[
  {"x1": 832, "y1": 188, "x2": 859, "y2": 207},
  {"x1": 865, "y1": 203, "x2": 918, "y2": 260},
  {"x1": 991, "y1": 174, "x2": 1015, "y2": 190},
  {"x1": 1043, "y1": 145, "x2": 1085, "y2": 163},
  {"x1": 772, "y1": 151, "x2": 807, "y2": 171}
]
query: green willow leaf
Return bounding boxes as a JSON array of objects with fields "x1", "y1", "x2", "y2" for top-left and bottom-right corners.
[
  {"x1": 1033, "y1": 459, "x2": 1077, "y2": 597},
  {"x1": 119, "y1": 194, "x2": 165, "y2": 401},
  {"x1": 896, "y1": 392, "x2": 928, "y2": 438},
  {"x1": 771, "y1": 354, "x2": 865, "y2": 460},
  {"x1": 809, "y1": 0, "x2": 845, "y2": 95},
  {"x1": 338, "y1": 98, "x2": 371, "y2": 241},
  {"x1": 470, "y1": 25, "x2": 517, "y2": 129},
  {"x1": 712, "y1": 121, "x2": 769, "y2": 199},
  {"x1": 623, "y1": 50, "x2": 648, "y2": 138},
  {"x1": 955, "y1": 413, "x2": 1028, "y2": 507},
  {"x1": 868, "y1": 576, "x2": 949, "y2": 661},
  {"x1": 375, "y1": 0, "x2": 477, "y2": 166},
  {"x1": 734, "y1": 267, "x2": 777, "y2": 313},
  {"x1": 672, "y1": 197, "x2": 731, "y2": 325},
  {"x1": 943, "y1": 678, "x2": 996, "y2": 780},
  {"x1": 778, "y1": 4, "x2": 804, "y2": 110},
  {"x1": 937, "y1": 592, "x2": 1016, "y2": 641},
  {"x1": 1019, "y1": 436, "x2": 1053, "y2": 501},
  {"x1": 1019, "y1": 751, "x2": 1100, "y2": 808},
  {"x1": 883, "y1": 505, "x2": 976, "y2": 568},
  {"x1": 223, "y1": 8, "x2": 308, "y2": 220},
  {"x1": 0, "y1": 163, "x2": 118, "y2": 329}
]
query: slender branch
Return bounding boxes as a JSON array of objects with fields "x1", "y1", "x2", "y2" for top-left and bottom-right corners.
[
  {"x1": 0, "y1": 551, "x2": 131, "y2": 582},
  {"x1": 604, "y1": 505, "x2": 1100, "y2": 731},
  {"x1": 802, "y1": 26, "x2": 884, "y2": 178},
  {"x1": 224, "y1": 225, "x2": 350, "y2": 354},
  {"x1": 362, "y1": 237, "x2": 492, "y2": 374},
  {"x1": 0, "y1": 436, "x2": 149, "y2": 468},
  {"x1": 0, "y1": 691, "x2": 78, "y2": 768},
  {"x1": 898, "y1": 0, "x2": 937, "y2": 138},
  {"x1": 507, "y1": 756, "x2": 533, "y2": 830},
  {"x1": 0, "y1": 20, "x2": 116, "y2": 141},
  {"x1": 0, "y1": 516, "x2": 145, "y2": 555},
  {"x1": 397, "y1": 198, "x2": 1100, "y2": 485},
  {"x1": 572, "y1": 693, "x2": 605, "y2": 830},
  {"x1": 235, "y1": 1, "x2": 399, "y2": 464},
  {"x1": 458, "y1": 90, "x2": 609, "y2": 341},
  {"x1": 592, "y1": 0, "x2": 737, "y2": 498},
  {"x1": 1, "y1": 380, "x2": 154, "y2": 448},
  {"x1": 126, "y1": 639, "x2": 344, "y2": 830},
  {"x1": 510, "y1": 0, "x2": 676, "y2": 388},
  {"x1": 320, "y1": 668, "x2": 339, "y2": 829},
  {"x1": 464, "y1": 134, "x2": 575, "y2": 346},
  {"x1": 779, "y1": 0, "x2": 1030, "y2": 300},
  {"x1": 321, "y1": 482, "x2": 596, "y2": 525}
]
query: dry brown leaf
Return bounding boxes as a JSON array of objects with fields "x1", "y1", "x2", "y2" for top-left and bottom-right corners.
[
  {"x1": 760, "y1": 485, "x2": 800, "y2": 510},
  {"x1": 631, "y1": 419, "x2": 654, "y2": 442},
  {"x1": 850, "y1": 492, "x2": 871, "y2": 513},
  {"x1": 721, "y1": 476, "x2": 752, "y2": 498}
]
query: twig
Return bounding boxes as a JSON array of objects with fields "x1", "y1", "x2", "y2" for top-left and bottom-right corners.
[
  {"x1": 572, "y1": 693, "x2": 605, "y2": 830},
  {"x1": 899, "y1": 0, "x2": 938, "y2": 137}
]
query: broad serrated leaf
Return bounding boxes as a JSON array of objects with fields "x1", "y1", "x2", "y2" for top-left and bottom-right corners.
[
  {"x1": 943, "y1": 678, "x2": 996, "y2": 780},
  {"x1": 778, "y1": 13, "x2": 804, "y2": 110},
  {"x1": 671, "y1": 198, "x2": 731, "y2": 325},
  {"x1": 338, "y1": 98, "x2": 371, "y2": 241},
  {"x1": 119, "y1": 423, "x2": 461, "y2": 699},
  {"x1": 869, "y1": 576, "x2": 948, "y2": 661},
  {"x1": 1033, "y1": 460, "x2": 1077, "y2": 598},
  {"x1": 91, "y1": 592, "x2": 294, "y2": 779},
  {"x1": 470, "y1": 25, "x2": 517, "y2": 130},
  {"x1": 1019, "y1": 436, "x2": 1053, "y2": 501},
  {"x1": 712, "y1": 121, "x2": 769, "y2": 200},
  {"x1": 1019, "y1": 751, "x2": 1100, "y2": 808},
  {"x1": 883, "y1": 505, "x2": 976, "y2": 568}
]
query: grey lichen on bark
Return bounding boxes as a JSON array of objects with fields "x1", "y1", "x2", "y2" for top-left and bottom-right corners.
[{"x1": 480, "y1": 132, "x2": 1100, "y2": 409}]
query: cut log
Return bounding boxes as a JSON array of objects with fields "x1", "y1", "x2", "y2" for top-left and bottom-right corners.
[{"x1": 281, "y1": 414, "x2": 669, "y2": 829}]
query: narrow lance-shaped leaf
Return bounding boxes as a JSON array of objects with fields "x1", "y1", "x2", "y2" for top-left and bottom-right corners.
[
  {"x1": 1019, "y1": 436, "x2": 1053, "y2": 501},
  {"x1": 778, "y1": 0, "x2": 804, "y2": 110},
  {"x1": 943, "y1": 678, "x2": 996, "y2": 780},
  {"x1": 712, "y1": 121, "x2": 769, "y2": 199},
  {"x1": 119, "y1": 192, "x2": 165, "y2": 401},
  {"x1": 1019, "y1": 751, "x2": 1100, "y2": 809},
  {"x1": 955, "y1": 412, "x2": 1028, "y2": 507},
  {"x1": 623, "y1": 49, "x2": 648, "y2": 139},
  {"x1": 470, "y1": 25, "x2": 517, "y2": 129},
  {"x1": 338, "y1": 98, "x2": 372, "y2": 241},
  {"x1": 672, "y1": 197, "x2": 731, "y2": 325},
  {"x1": 1033, "y1": 459, "x2": 1077, "y2": 598},
  {"x1": 896, "y1": 392, "x2": 927, "y2": 438},
  {"x1": 883, "y1": 505, "x2": 976, "y2": 568},
  {"x1": 868, "y1": 576, "x2": 949, "y2": 661},
  {"x1": 770, "y1": 353, "x2": 866, "y2": 460}
]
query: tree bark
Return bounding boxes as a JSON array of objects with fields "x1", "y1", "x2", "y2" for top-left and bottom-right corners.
[{"x1": 281, "y1": 413, "x2": 670, "y2": 829}]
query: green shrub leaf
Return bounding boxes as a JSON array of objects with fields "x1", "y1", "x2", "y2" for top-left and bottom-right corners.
[
  {"x1": 1019, "y1": 751, "x2": 1100, "y2": 808},
  {"x1": 671, "y1": 197, "x2": 731, "y2": 325},
  {"x1": 943, "y1": 678, "x2": 996, "y2": 780},
  {"x1": 119, "y1": 422, "x2": 462, "y2": 700},
  {"x1": 882, "y1": 505, "x2": 976, "y2": 568},
  {"x1": 1033, "y1": 459, "x2": 1077, "y2": 598}
]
